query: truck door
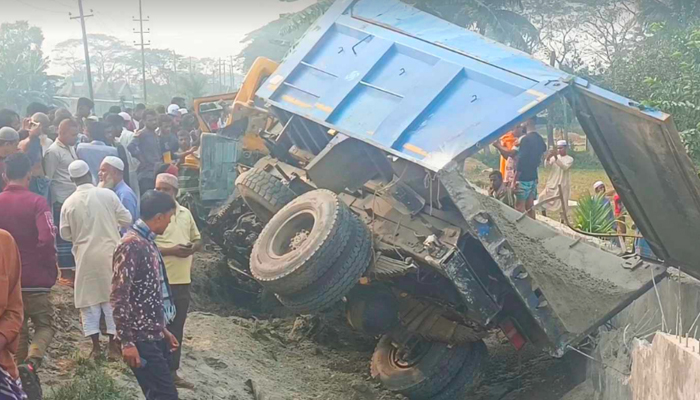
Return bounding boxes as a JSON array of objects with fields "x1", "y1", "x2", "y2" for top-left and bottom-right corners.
[{"x1": 574, "y1": 84, "x2": 700, "y2": 279}]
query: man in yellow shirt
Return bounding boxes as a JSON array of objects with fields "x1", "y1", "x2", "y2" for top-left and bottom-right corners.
[{"x1": 154, "y1": 173, "x2": 201, "y2": 390}]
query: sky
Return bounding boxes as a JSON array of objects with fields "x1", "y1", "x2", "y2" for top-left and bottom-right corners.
[{"x1": 2, "y1": 0, "x2": 317, "y2": 73}]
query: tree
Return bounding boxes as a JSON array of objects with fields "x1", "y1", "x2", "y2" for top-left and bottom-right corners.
[
  {"x1": 637, "y1": 0, "x2": 700, "y2": 27},
  {"x1": 408, "y1": 0, "x2": 540, "y2": 53},
  {"x1": 0, "y1": 21, "x2": 61, "y2": 113},
  {"x1": 53, "y1": 34, "x2": 137, "y2": 84},
  {"x1": 237, "y1": 0, "x2": 539, "y2": 70}
]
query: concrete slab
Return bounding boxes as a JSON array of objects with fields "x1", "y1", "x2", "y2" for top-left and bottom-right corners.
[{"x1": 630, "y1": 333, "x2": 700, "y2": 400}]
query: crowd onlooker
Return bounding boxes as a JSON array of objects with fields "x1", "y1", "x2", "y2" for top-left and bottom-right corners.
[{"x1": 0, "y1": 98, "x2": 203, "y2": 399}]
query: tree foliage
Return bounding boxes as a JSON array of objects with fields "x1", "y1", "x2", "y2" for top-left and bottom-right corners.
[
  {"x1": 52, "y1": 34, "x2": 228, "y2": 107},
  {"x1": 0, "y1": 21, "x2": 62, "y2": 113}
]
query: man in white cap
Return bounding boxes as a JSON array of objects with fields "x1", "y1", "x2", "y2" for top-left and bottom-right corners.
[
  {"x1": 118, "y1": 112, "x2": 135, "y2": 148},
  {"x1": 60, "y1": 160, "x2": 132, "y2": 360},
  {"x1": 100, "y1": 156, "x2": 139, "y2": 223},
  {"x1": 538, "y1": 140, "x2": 574, "y2": 219},
  {"x1": 0, "y1": 127, "x2": 20, "y2": 193},
  {"x1": 154, "y1": 173, "x2": 201, "y2": 390}
]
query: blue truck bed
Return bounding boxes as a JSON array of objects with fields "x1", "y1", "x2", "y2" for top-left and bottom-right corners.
[{"x1": 256, "y1": 0, "x2": 700, "y2": 281}]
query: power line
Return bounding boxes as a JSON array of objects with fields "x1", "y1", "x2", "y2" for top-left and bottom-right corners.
[
  {"x1": 10, "y1": 0, "x2": 64, "y2": 14},
  {"x1": 133, "y1": 0, "x2": 150, "y2": 104},
  {"x1": 69, "y1": 0, "x2": 95, "y2": 101}
]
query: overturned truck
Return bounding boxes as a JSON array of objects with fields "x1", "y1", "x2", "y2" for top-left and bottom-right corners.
[{"x1": 201, "y1": 0, "x2": 700, "y2": 398}]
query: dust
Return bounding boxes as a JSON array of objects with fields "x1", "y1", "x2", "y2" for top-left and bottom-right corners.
[{"x1": 440, "y1": 168, "x2": 629, "y2": 334}]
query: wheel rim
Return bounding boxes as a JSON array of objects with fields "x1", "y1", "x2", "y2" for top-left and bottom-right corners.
[
  {"x1": 268, "y1": 210, "x2": 316, "y2": 258},
  {"x1": 389, "y1": 339, "x2": 430, "y2": 369}
]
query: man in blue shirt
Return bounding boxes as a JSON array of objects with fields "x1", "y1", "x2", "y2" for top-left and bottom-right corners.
[
  {"x1": 77, "y1": 121, "x2": 118, "y2": 184},
  {"x1": 99, "y1": 156, "x2": 139, "y2": 223}
]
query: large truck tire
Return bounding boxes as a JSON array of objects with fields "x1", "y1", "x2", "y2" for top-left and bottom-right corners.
[
  {"x1": 276, "y1": 215, "x2": 372, "y2": 314},
  {"x1": 370, "y1": 335, "x2": 470, "y2": 399},
  {"x1": 250, "y1": 189, "x2": 354, "y2": 295},
  {"x1": 235, "y1": 167, "x2": 297, "y2": 222},
  {"x1": 429, "y1": 340, "x2": 487, "y2": 400}
]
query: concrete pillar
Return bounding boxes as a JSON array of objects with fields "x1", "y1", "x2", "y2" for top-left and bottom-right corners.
[{"x1": 630, "y1": 333, "x2": 700, "y2": 400}]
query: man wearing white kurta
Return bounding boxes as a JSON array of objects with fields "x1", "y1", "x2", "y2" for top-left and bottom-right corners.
[
  {"x1": 539, "y1": 140, "x2": 574, "y2": 217},
  {"x1": 60, "y1": 160, "x2": 132, "y2": 360}
]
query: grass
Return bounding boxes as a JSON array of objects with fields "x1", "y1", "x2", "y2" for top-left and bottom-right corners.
[{"x1": 45, "y1": 357, "x2": 131, "y2": 400}]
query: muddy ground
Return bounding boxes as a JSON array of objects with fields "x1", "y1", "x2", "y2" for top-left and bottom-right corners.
[{"x1": 37, "y1": 248, "x2": 585, "y2": 399}]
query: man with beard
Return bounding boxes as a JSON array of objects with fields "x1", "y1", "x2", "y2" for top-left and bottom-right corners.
[{"x1": 99, "y1": 156, "x2": 139, "y2": 224}]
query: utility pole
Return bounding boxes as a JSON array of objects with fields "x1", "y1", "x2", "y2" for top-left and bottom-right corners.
[
  {"x1": 69, "y1": 0, "x2": 94, "y2": 101},
  {"x1": 133, "y1": 0, "x2": 150, "y2": 104},
  {"x1": 229, "y1": 56, "x2": 234, "y2": 90},
  {"x1": 172, "y1": 51, "x2": 178, "y2": 94}
]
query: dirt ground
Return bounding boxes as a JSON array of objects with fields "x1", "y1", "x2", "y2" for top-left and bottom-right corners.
[{"x1": 37, "y1": 249, "x2": 586, "y2": 399}]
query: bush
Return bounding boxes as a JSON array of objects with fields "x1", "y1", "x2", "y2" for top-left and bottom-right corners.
[{"x1": 573, "y1": 194, "x2": 615, "y2": 234}]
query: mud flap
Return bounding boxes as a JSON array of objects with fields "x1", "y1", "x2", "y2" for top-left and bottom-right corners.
[{"x1": 438, "y1": 165, "x2": 667, "y2": 356}]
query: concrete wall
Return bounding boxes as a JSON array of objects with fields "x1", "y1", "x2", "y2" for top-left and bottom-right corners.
[
  {"x1": 587, "y1": 269, "x2": 700, "y2": 400},
  {"x1": 630, "y1": 333, "x2": 700, "y2": 400}
]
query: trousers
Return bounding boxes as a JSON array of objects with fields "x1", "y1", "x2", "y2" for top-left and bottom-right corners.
[
  {"x1": 17, "y1": 292, "x2": 55, "y2": 368},
  {"x1": 132, "y1": 340, "x2": 178, "y2": 400},
  {"x1": 166, "y1": 284, "x2": 190, "y2": 372}
]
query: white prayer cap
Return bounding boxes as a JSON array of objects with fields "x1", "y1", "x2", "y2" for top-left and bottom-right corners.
[
  {"x1": 102, "y1": 156, "x2": 124, "y2": 171},
  {"x1": 167, "y1": 104, "x2": 180, "y2": 116},
  {"x1": 593, "y1": 181, "x2": 605, "y2": 190},
  {"x1": 68, "y1": 160, "x2": 90, "y2": 179},
  {"x1": 556, "y1": 140, "x2": 568, "y2": 147},
  {"x1": 156, "y1": 173, "x2": 179, "y2": 189},
  {"x1": 118, "y1": 112, "x2": 132, "y2": 121}
]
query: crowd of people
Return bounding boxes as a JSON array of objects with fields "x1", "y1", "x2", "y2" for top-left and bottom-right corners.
[
  {"x1": 0, "y1": 97, "x2": 205, "y2": 399},
  {"x1": 488, "y1": 119, "x2": 656, "y2": 260}
]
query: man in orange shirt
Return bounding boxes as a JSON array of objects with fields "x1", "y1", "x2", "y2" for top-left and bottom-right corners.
[{"x1": 0, "y1": 230, "x2": 28, "y2": 399}]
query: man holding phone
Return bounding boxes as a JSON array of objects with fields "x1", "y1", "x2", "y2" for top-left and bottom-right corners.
[{"x1": 153, "y1": 173, "x2": 201, "y2": 390}]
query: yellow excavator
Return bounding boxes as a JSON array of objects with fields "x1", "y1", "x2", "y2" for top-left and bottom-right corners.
[{"x1": 193, "y1": 57, "x2": 280, "y2": 204}]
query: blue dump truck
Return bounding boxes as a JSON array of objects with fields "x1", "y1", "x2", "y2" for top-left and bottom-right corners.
[{"x1": 199, "y1": 0, "x2": 700, "y2": 398}]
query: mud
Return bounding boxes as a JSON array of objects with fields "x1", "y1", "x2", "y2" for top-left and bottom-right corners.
[{"x1": 439, "y1": 167, "x2": 637, "y2": 334}]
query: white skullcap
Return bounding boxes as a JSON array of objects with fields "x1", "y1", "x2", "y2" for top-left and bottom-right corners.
[
  {"x1": 118, "y1": 112, "x2": 132, "y2": 121},
  {"x1": 156, "y1": 173, "x2": 179, "y2": 189},
  {"x1": 593, "y1": 181, "x2": 605, "y2": 190},
  {"x1": 167, "y1": 104, "x2": 180, "y2": 116},
  {"x1": 68, "y1": 160, "x2": 90, "y2": 179},
  {"x1": 102, "y1": 156, "x2": 124, "y2": 171},
  {"x1": 0, "y1": 127, "x2": 19, "y2": 142},
  {"x1": 556, "y1": 140, "x2": 568, "y2": 147}
]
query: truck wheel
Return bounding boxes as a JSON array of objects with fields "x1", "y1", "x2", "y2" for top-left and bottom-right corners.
[
  {"x1": 276, "y1": 215, "x2": 372, "y2": 314},
  {"x1": 250, "y1": 190, "x2": 354, "y2": 295},
  {"x1": 235, "y1": 168, "x2": 297, "y2": 222},
  {"x1": 370, "y1": 335, "x2": 470, "y2": 399},
  {"x1": 429, "y1": 340, "x2": 487, "y2": 400}
]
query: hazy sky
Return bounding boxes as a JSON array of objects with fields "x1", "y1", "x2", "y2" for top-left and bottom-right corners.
[{"x1": 2, "y1": 0, "x2": 316, "y2": 72}]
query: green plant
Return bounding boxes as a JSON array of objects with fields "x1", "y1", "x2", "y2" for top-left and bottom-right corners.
[
  {"x1": 45, "y1": 357, "x2": 131, "y2": 400},
  {"x1": 573, "y1": 193, "x2": 615, "y2": 234}
]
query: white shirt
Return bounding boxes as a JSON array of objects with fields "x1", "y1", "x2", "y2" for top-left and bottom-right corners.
[
  {"x1": 119, "y1": 128, "x2": 135, "y2": 148},
  {"x1": 538, "y1": 154, "x2": 574, "y2": 212},
  {"x1": 60, "y1": 184, "x2": 132, "y2": 308},
  {"x1": 44, "y1": 140, "x2": 77, "y2": 204}
]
